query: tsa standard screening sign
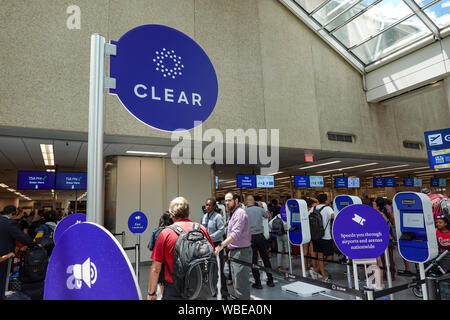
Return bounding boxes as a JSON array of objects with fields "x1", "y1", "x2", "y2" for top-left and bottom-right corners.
[
  {"x1": 109, "y1": 24, "x2": 218, "y2": 132},
  {"x1": 332, "y1": 204, "x2": 389, "y2": 259}
]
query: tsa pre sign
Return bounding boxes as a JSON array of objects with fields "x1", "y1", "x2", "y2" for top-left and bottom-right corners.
[
  {"x1": 109, "y1": 24, "x2": 218, "y2": 132},
  {"x1": 332, "y1": 204, "x2": 389, "y2": 259}
]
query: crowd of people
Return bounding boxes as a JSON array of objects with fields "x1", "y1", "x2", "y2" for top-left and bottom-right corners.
[{"x1": 147, "y1": 189, "x2": 450, "y2": 300}]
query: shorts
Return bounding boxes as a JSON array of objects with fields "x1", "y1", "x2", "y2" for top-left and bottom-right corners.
[{"x1": 312, "y1": 239, "x2": 334, "y2": 256}]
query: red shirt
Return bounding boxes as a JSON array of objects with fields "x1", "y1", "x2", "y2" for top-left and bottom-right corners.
[
  {"x1": 436, "y1": 229, "x2": 450, "y2": 252},
  {"x1": 150, "y1": 219, "x2": 214, "y2": 283}
]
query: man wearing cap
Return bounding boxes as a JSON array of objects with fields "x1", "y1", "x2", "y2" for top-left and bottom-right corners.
[{"x1": 0, "y1": 205, "x2": 37, "y2": 299}]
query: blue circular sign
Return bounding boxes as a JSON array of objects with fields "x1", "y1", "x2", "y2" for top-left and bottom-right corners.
[
  {"x1": 44, "y1": 222, "x2": 141, "y2": 300},
  {"x1": 53, "y1": 213, "x2": 86, "y2": 245},
  {"x1": 332, "y1": 204, "x2": 389, "y2": 259},
  {"x1": 109, "y1": 24, "x2": 219, "y2": 131},
  {"x1": 127, "y1": 211, "x2": 148, "y2": 234}
]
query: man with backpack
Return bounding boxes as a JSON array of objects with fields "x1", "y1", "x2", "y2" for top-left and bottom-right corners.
[
  {"x1": 269, "y1": 208, "x2": 289, "y2": 270},
  {"x1": 147, "y1": 197, "x2": 216, "y2": 300},
  {"x1": 0, "y1": 205, "x2": 38, "y2": 300},
  {"x1": 309, "y1": 194, "x2": 334, "y2": 283}
]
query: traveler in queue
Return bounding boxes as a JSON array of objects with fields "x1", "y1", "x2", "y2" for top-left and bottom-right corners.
[
  {"x1": 201, "y1": 198, "x2": 229, "y2": 299},
  {"x1": 0, "y1": 205, "x2": 38, "y2": 300},
  {"x1": 215, "y1": 192, "x2": 252, "y2": 300},
  {"x1": 245, "y1": 195, "x2": 275, "y2": 289}
]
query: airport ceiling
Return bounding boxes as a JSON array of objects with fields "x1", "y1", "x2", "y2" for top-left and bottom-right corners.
[{"x1": 0, "y1": 133, "x2": 448, "y2": 201}]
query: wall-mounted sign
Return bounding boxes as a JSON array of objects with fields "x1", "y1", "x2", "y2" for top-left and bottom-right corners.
[{"x1": 109, "y1": 24, "x2": 218, "y2": 132}]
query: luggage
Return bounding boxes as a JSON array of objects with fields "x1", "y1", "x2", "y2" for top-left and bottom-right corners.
[{"x1": 19, "y1": 246, "x2": 48, "y2": 283}]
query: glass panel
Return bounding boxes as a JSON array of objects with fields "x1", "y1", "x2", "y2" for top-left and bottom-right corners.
[
  {"x1": 294, "y1": 0, "x2": 330, "y2": 13},
  {"x1": 325, "y1": 0, "x2": 379, "y2": 31},
  {"x1": 332, "y1": 0, "x2": 414, "y2": 48},
  {"x1": 424, "y1": 0, "x2": 450, "y2": 28},
  {"x1": 350, "y1": 16, "x2": 430, "y2": 64},
  {"x1": 312, "y1": 0, "x2": 361, "y2": 25},
  {"x1": 414, "y1": 0, "x2": 436, "y2": 7}
]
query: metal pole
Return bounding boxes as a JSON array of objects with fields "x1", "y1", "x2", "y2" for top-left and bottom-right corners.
[
  {"x1": 346, "y1": 257, "x2": 352, "y2": 288},
  {"x1": 353, "y1": 261, "x2": 361, "y2": 300},
  {"x1": 384, "y1": 249, "x2": 394, "y2": 300},
  {"x1": 300, "y1": 244, "x2": 306, "y2": 277},
  {"x1": 4, "y1": 257, "x2": 12, "y2": 294},
  {"x1": 122, "y1": 231, "x2": 125, "y2": 247},
  {"x1": 87, "y1": 33, "x2": 106, "y2": 225},
  {"x1": 419, "y1": 262, "x2": 428, "y2": 300},
  {"x1": 287, "y1": 232, "x2": 293, "y2": 274},
  {"x1": 135, "y1": 235, "x2": 140, "y2": 281}
]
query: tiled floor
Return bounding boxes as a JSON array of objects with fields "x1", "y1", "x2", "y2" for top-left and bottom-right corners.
[{"x1": 136, "y1": 248, "x2": 425, "y2": 300}]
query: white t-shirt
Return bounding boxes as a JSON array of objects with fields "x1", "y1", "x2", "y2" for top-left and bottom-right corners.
[{"x1": 315, "y1": 204, "x2": 334, "y2": 240}]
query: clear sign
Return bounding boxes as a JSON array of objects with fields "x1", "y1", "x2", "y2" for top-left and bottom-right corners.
[
  {"x1": 424, "y1": 128, "x2": 450, "y2": 170},
  {"x1": 127, "y1": 211, "x2": 148, "y2": 234},
  {"x1": 109, "y1": 25, "x2": 218, "y2": 132},
  {"x1": 332, "y1": 204, "x2": 389, "y2": 259},
  {"x1": 44, "y1": 222, "x2": 141, "y2": 300}
]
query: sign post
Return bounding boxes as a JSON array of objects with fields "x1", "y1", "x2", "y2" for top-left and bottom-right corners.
[{"x1": 127, "y1": 211, "x2": 148, "y2": 281}]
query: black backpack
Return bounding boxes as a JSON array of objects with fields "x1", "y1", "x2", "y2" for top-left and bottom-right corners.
[
  {"x1": 19, "y1": 246, "x2": 48, "y2": 283},
  {"x1": 309, "y1": 206, "x2": 327, "y2": 241},
  {"x1": 167, "y1": 222, "x2": 218, "y2": 300},
  {"x1": 271, "y1": 216, "x2": 285, "y2": 235},
  {"x1": 35, "y1": 223, "x2": 55, "y2": 257}
]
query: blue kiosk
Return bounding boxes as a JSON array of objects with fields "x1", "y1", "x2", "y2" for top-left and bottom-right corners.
[
  {"x1": 393, "y1": 192, "x2": 438, "y2": 300},
  {"x1": 333, "y1": 195, "x2": 362, "y2": 216}
]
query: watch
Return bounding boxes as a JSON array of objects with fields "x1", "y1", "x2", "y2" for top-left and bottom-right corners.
[{"x1": 148, "y1": 291, "x2": 156, "y2": 296}]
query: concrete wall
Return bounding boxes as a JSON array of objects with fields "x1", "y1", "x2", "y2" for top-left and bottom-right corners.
[
  {"x1": 110, "y1": 156, "x2": 212, "y2": 263},
  {"x1": 1, "y1": 0, "x2": 448, "y2": 160}
]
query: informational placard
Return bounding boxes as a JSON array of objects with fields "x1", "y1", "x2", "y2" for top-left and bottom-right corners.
[
  {"x1": 404, "y1": 178, "x2": 414, "y2": 187},
  {"x1": 237, "y1": 174, "x2": 256, "y2": 188},
  {"x1": 373, "y1": 177, "x2": 385, "y2": 188},
  {"x1": 294, "y1": 175, "x2": 310, "y2": 187},
  {"x1": 385, "y1": 177, "x2": 396, "y2": 187},
  {"x1": 109, "y1": 24, "x2": 218, "y2": 132},
  {"x1": 309, "y1": 176, "x2": 324, "y2": 187},
  {"x1": 44, "y1": 222, "x2": 141, "y2": 300},
  {"x1": 55, "y1": 172, "x2": 87, "y2": 190},
  {"x1": 127, "y1": 211, "x2": 148, "y2": 234},
  {"x1": 256, "y1": 175, "x2": 274, "y2": 188},
  {"x1": 53, "y1": 213, "x2": 86, "y2": 245},
  {"x1": 347, "y1": 177, "x2": 360, "y2": 188},
  {"x1": 334, "y1": 177, "x2": 348, "y2": 188},
  {"x1": 332, "y1": 204, "x2": 389, "y2": 259},
  {"x1": 17, "y1": 171, "x2": 55, "y2": 190},
  {"x1": 424, "y1": 128, "x2": 450, "y2": 170}
]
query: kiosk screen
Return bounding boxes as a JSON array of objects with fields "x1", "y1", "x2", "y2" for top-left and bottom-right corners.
[
  {"x1": 340, "y1": 201, "x2": 349, "y2": 206},
  {"x1": 403, "y1": 213, "x2": 424, "y2": 229},
  {"x1": 402, "y1": 199, "x2": 415, "y2": 205},
  {"x1": 292, "y1": 213, "x2": 301, "y2": 223}
]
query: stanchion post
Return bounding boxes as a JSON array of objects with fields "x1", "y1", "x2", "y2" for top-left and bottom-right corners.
[
  {"x1": 419, "y1": 262, "x2": 428, "y2": 300},
  {"x1": 384, "y1": 248, "x2": 394, "y2": 300},
  {"x1": 346, "y1": 257, "x2": 352, "y2": 288},
  {"x1": 122, "y1": 231, "x2": 125, "y2": 247},
  {"x1": 4, "y1": 257, "x2": 12, "y2": 294},
  {"x1": 426, "y1": 277, "x2": 438, "y2": 300},
  {"x1": 300, "y1": 244, "x2": 306, "y2": 277},
  {"x1": 135, "y1": 235, "x2": 140, "y2": 281}
]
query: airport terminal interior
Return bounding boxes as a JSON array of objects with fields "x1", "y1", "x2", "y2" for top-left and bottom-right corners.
[{"x1": 1, "y1": 0, "x2": 450, "y2": 301}]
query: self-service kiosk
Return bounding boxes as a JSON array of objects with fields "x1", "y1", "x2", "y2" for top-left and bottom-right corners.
[
  {"x1": 281, "y1": 199, "x2": 328, "y2": 297},
  {"x1": 393, "y1": 192, "x2": 438, "y2": 300},
  {"x1": 333, "y1": 195, "x2": 362, "y2": 216}
]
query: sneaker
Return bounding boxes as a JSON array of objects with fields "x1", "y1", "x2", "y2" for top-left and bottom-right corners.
[
  {"x1": 323, "y1": 277, "x2": 331, "y2": 283},
  {"x1": 267, "y1": 281, "x2": 275, "y2": 287},
  {"x1": 309, "y1": 269, "x2": 318, "y2": 280},
  {"x1": 252, "y1": 283, "x2": 263, "y2": 290}
]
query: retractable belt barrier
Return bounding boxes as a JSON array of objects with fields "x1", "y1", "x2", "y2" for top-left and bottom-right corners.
[
  {"x1": 229, "y1": 257, "x2": 367, "y2": 299},
  {"x1": 228, "y1": 256, "x2": 436, "y2": 300}
]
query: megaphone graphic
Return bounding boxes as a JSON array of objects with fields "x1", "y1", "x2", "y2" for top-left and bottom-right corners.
[{"x1": 73, "y1": 258, "x2": 97, "y2": 288}]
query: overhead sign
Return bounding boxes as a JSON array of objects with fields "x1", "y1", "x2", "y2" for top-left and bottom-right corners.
[
  {"x1": 53, "y1": 213, "x2": 86, "y2": 245},
  {"x1": 373, "y1": 177, "x2": 385, "y2": 188},
  {"x1": 109, "y1": 24, "x2": 218, "y2": 132},
  {"x1": 237, "y1": 174, "x2": 256, "y2": 188},
  {"x1": 44, "y1": 222, "x2": 141, "y2": 300},
  {"x1": 55, "y1": 172, "x2": 87, "y2": 190},
  {"x1": 309, "y1": 176, "x2": 324, "y2": 187},
  {"x1": 347, "y1": 177, "x2": 360, "y2": 188},
  {"x1": 385, "y1": 177, "x2": 396, "y2": 187},
  {"x1": 256, "y1": 175, "x2": 274, "y2": 188},
  {"x1": 424, "y1": 128, "x2": 450, "y2": 170},
  {"x1": 17, "y1": 171, "x2": 55, "y2": 190},
  {"x1": 332, "y1": 204, "x2": 389, "y2": 259},
  {"x1": 334, "y1": 177, "x2": 348, "y2": 188},
  {"x1": 294, "y1": 175, "x2": 310, "y2": 187},
  {"x1": 127, "y1": 211, "x2": 148, "y2": 234}
]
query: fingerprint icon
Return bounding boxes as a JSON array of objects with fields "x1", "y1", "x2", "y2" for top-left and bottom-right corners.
[{"x1": 152, "y1": 48, "x2": 185, "y2": 79}]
